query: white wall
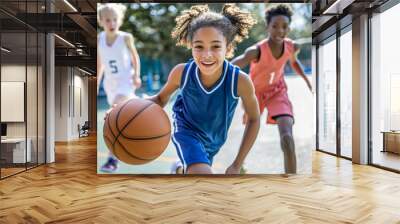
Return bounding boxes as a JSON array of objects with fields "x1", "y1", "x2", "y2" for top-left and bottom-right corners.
[
  {"x1": 54, "y1": 66, "x2": 69, "y2": 141},
  {"x1": 54, "y1": 67, "x2": 89, "y2": 141}
]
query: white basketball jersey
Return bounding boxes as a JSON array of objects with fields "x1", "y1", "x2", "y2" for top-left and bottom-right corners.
[{"x1": 98, "y1": 31, "x2": 135, "y2": 105}]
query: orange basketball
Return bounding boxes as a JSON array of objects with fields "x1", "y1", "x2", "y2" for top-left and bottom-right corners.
[{"x1": 103, "y1": 98, "x2": 171, "y2": 165}]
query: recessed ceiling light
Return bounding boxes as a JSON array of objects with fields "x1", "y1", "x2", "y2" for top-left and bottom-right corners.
[
  {"x1": 1, "y1": 47, "x2": 11, "y2": 53},
  {"x1": 322, "y1": 0, "x2": 350, "y2": 15},
  {"x1": 54, "y1": 34, "x2": 75, "y2": 48},
  {"x1": 78, "y1": 67, "x2": 92, "y2": 76},
  {"x1": 63, "y1": 0, "x2": 78, "y2": 12}
]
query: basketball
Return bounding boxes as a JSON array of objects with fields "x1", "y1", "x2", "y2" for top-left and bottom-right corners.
[{"x1": 103, "y1": 98, "x2": 171, "y2": 165}]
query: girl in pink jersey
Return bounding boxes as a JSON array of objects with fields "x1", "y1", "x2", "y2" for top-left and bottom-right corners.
[{"x1": 232, "y1": 5, "x2": 312, "y2": 174}]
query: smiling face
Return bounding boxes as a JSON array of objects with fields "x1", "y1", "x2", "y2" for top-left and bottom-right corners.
[
  {"x1": 191, "y1": 27, "x2": 228, "y2": 77},
  {"x1": 267, "y1": 15, "x2": 290, "y2": 44},
  {"x1": 99, "y1": 9, "x2": 121, "y2": 34}
]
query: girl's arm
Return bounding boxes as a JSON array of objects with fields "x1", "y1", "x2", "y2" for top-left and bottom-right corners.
[
  {"x1": 97, "y1": 41, "x2": 104, "y2": 95},
  {"x1": 226, "y1": 72, "x2": 260, "y2": 174},
  {"x1": 231, "y1": 46, "x2": 259, "y2": 123},
  {"x1": 231, "y1": 45, "x2": 260, "y2": 69},
  {"x1": 125, "y1": 34, "x2": 141, "y2": 88},
  {"x1": 290, "y1": 43, "x2": 312, "y2": 92},
  {"x1": 147, "y1": 63, "x2": 185, "y2": 108}
]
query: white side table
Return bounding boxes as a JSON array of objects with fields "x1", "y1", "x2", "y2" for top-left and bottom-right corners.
[{"x1": 1, "y1": 138, "x2": 31, "y2": 163}]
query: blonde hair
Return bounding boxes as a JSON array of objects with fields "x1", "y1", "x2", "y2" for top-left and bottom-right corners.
[
  {"x1": 171, "y1": 4, "x2": 256, "y2": 58},
  {"x1": 97, "y1": 3, "x2": 127, "y2": 26}
]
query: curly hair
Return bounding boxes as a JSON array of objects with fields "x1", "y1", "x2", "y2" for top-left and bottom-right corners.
[
  {"x1": 171, "y1": 4, "x2": 256, "y2": 58},
  {"x1": 265, "y1": 5, "x2": 293, "y2": 25}
]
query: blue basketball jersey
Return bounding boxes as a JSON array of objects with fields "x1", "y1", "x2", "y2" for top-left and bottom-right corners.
[{"x1": 172, "y1": 59, "x2": 240, "y2": 152}]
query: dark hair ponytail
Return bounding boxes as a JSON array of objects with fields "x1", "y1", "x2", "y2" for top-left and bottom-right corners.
[{"x1": 171, "y1": 4, "x2": 256, "y2": 58}]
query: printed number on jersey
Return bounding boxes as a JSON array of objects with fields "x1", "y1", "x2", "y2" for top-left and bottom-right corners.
[{"x1": 109, "y1": 60, "x2": 118, "y2": 74}]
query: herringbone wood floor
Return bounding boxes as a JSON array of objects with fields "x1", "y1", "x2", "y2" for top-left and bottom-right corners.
[{"x1": 1, "y1": 135, "x2": 399, "y2": 224}]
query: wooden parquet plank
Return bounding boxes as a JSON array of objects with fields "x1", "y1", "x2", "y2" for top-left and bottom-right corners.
[{"x1": 0, "y1": 135, "x2": 399, "y2": 223}]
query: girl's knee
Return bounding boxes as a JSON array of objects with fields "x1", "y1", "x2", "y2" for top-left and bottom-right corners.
[
  {"x1": 281, "y1": 133, "x2": 293, "y2": 140},
  {"x1": 280, "y1": 134, "x2": 295, "y2": 152},
  {"x1": 277, "y1": 117, "x2": 294, "y2": 134},
  {"x1": 186, "y1": 163, "x2": 213, "y2": 174}
]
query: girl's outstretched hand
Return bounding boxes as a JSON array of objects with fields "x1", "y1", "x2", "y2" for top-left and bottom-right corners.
[{"x1": 225, "y1": 164, "x2": 241, "y2": 174}]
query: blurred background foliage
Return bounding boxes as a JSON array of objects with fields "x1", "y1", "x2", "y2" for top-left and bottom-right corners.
[{"x1": 99, "y1": 3, "x2": 311, "y2": 94}]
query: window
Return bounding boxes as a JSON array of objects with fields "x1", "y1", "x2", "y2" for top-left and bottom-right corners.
[
  {"x1": 318, "y1": 36, "x2": 337, "y2": 154},
  {"x1": 371, "y1": 3, "x2": 400, "y2": 171},
  {"x1": 340, "y1": 28, "x2": 352, "y2": 158}
]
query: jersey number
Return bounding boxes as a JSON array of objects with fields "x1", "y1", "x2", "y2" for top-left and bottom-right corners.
[
  {"x1": 269, "y1": 72, "x2": 275, "y2": 84},
  {"x1": 109, "y1": 60, "x2": 118, "y2": 74}
]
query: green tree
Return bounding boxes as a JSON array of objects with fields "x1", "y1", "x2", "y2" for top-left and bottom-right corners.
[{"x1": 119, "y1": 3, "x2": 311, "y2": 82}]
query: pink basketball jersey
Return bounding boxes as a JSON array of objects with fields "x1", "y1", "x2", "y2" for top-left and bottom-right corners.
[{"x1": 249, "y1": 38, "x2": 295, "y2": 92}]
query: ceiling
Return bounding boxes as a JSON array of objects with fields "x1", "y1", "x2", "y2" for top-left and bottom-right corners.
[
  {"x1": 0, "y1": 0, "x2": 97, "y2": 75},
  {"x1": 312, "y1": 0, "x2": 391, "y2": 44}
]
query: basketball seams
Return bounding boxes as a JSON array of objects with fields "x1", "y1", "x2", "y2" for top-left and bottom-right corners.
[
  {"x1": 118, "y1": 103, "x2": 171, "y2": 139},
  {"x1": 103, "y1": 117, "x2": 117, "y2": 156},
  {"x1": 107, "y1": 108, "x2": 117, "y2": 141},
  {"x1": 112, "y1": 100, "x2": 153, "y2": 148},
  {"x1": 115, "y1": 99, "x2": 143, "y2": 136},
  {"x1": 104, "y1": 98, "x2": 171, "y2": 164},
  {"x1": 103, "y1": 134, "x2": 116, "y2": 156},
  {"x1": 108, "y1": 99, "x2": 131, "y2": 145},
  {"x1": 114, "y1": 135, "x2": 170, "y2": 162},
  {"x1": 115, "y1": 140, "x2": 153, "y2": 161},
  {"x1": 120, "y1": 131, "x2": 171, "y2": 140}
]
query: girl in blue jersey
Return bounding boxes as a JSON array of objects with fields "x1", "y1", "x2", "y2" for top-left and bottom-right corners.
[{"x1": 148, "y1": 4, "x2": 260, "y2": 174}]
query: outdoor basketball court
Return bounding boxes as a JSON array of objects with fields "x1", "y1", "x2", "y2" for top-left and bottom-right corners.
[{"x1": 97, "y1": 75, "x2": 314, "y2": 174}]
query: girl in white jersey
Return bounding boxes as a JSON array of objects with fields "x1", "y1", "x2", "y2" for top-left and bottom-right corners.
[{"x1": 97, "y1": 3, "x2": 142, "y2": 172}]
